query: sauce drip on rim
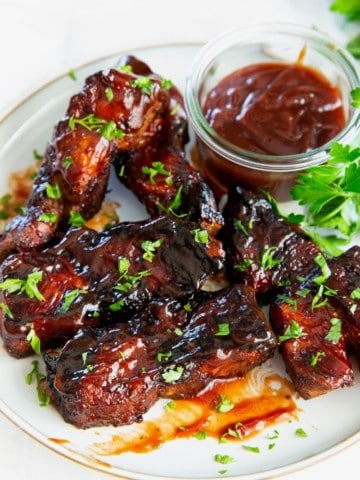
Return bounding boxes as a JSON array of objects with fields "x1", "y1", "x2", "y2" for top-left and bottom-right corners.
[{"x1": 203, "y1": 61, "x2": 345, "y2": 156}]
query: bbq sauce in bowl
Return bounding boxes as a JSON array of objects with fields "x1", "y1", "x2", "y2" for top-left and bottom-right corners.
[{"x1": 185, "y1": 24, "x2": 360, "y2": 201}]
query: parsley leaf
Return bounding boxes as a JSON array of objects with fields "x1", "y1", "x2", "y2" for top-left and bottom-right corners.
[{"x1": 290, "y1": 142, "x2": 360, "y2": 251}]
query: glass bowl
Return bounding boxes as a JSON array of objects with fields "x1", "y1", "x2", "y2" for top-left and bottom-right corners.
[{"x1": 185, "y1": 23, "x2": 360, "y2": 201}]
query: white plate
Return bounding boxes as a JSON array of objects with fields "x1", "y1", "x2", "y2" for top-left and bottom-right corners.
[{"x1": 1, "y1": 44, "x2": 360, "y2": 480}]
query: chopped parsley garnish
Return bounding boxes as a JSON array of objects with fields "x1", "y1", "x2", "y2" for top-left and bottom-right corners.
[
  {"x1": 0, "y1": 269, "x2": 45, "y2": 301},
  {"x1": 26, "y1": 360, "x2": 50, "y2": 407},
  {"x1": 26, "y1": 328, "x2": 41, "y2": 355},
  {"x1": 234, "y1": 219, "x2": 249, "y2": 236},
  {"x1": 260, "y1": 246, "x2": 281, "y2": 271},
  {"x1": 69, "y1": 210, "x2": 86, "y2": 227},
  {"x1": 215, "y1": 323, "x2": 230, "y2": 336},
  {"x1": 295, "y1": 427, "x2": 308, "y2": 437},
  {"x1": 39, "y1": 212, "x2": 58, "y2": 223},
  {"x1": 114, "y1": 257, "x2": 151, "y2": 292},
  {"x1": 242, "y1": 445, "x2": 260, "y2": 453},
  {"x1": 0, "y1": 301, "x2": 13, "y2": 318},
  {"x1": 191, "y1": 228, "x2": 209, "y2": 245},
  {"x1": 142, "y1": 161, "x2": 172, "y2": 185},
  {"x1": 63, "y1": 156, "x2": 73, "y2": 169},
  {"x1": 105, "y1": 86, "x2": 114, "y2": 102},
  {"x1": 60, "y1": 289, "x2": 88, "y2": 313},
  {"x1": 158, "y1": 185, "x2": 187, "y2": 218},
  {"x1": 277, "y1": 294, "x2": 297, "y2": 311},
  {"x1": 45, "y1": 182, "x2": 62, "y2": 199},
  {"x1": 141, "y1": 239, "x2": 163, "y2": 262},
  {"x1": 33, "y1": 149, "x2": 43, "y2": 160},
  {"x1": 234, "y1": 259, "x2": 253, "y2": 271},
  {"x1": 162, "y1": 365, "x2": 184, "y2": 383},
  {"x1": 278, "y1": 320, "x2": 306, "y2": 343},
  {"x1": 119, "y1": 64, "x2": 133, "y2": 73},
  {"x1": 215, "y1": 395, "x2": 234, "y2": 413},
  {"x1": 161, "y1": 79, "x2": 173, "y2": 90},
  {"x1": 214, "y1": 454, "x2": 236, "y2": 464},
  {"x1": 310, "y1": 351, "x2": 325, "y2": 367},
  {"x1": 156, "y1": 351, "x2": 172, "y2": 362},
  {"x1": 350, "y1": 288, "x2": 360, "y2": 300},
  {"x1": 67, "y1": 69, "x2": 77, "y2": 81},
  {"x1": 68, "y1": 114, "x2": 125, "y2": 141},
  {"x1": 130, "y1": 76, "x2": 153, "y2": 95},
  {"x1": 325, "y1": 317, "x2": 342, "y2": 343}
]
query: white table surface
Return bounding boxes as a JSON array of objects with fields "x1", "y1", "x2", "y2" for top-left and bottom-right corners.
[{"x1": 1, "y1": 0, "x2": 359, "y2": 479}]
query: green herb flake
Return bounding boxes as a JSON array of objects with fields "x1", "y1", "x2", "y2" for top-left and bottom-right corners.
[
  {"x1": 63, "y1": 156, "x2": 73, "y2": 169},
  {"x1": 215, "y1": 394, "x2": 234, "y2": 413},
  {"x1": 0, "y1": 301, "x2": 13, "y2": 318},
  {"x1": 0, "y1": 270, "x2": 45, "y2": 302},
  {"x1": 69, "y1": 210, "x2": 86, "y2": 227},
  {"x1": 26, "y1": 328, "x2": 42, "y2": 355},
  {"x1": 278, "y1": 320, "x2": 306, "y2": 343},
  {"x1": 33, "y1": 149, "x2": 43, "y2": 160},
  {"x1": 162, "y1": 366, "x2": 184, "y2": 383},
  {"x1": 119, "y1": 64, "x2": 133, "y2": 73},
  {"x1": 45, "y1": 182, "x2": 62, "y2": 199},
  {"x1": 234, "y1": 219, "x2": 249, "y2": 236},
  {"x1": 164, "y1": 400, "x2": 176, "y2": 410},
  {"x1": 260, "y1": 246, "x2": 281, "y2": 271},
  {"x1": 310, "y1": 350, "x2": 325, "y2": 367},
  {"x1": 156, "y1": 351, "x2": 172, "y2": 362},
  {"x1": 68, "y1": 69, "x2": 77, "y2": 81},
  {"x1": 130, "y1": 76, "x2": 153, "y2": 95},
  {"x1": 191, "y1": 228, "x2": 209, "y2": 245},
  {"x1": 105, "y1": 86, "x2": 114, "y2": 102},
  {"x1": 60, "y1": 289, "x2": 88, "y2": 314},
  {"x1": 295, "y1": 427, "x2": 308, "y2": 438},
  {"x1": 26, "y1": 360, "x2": 50, "y2": 407},
  {"x1": 157, "y1": 185, "x2": 187, "y2": 218},
  {"x1": 277, "y1": 294, "x2": 297, "y2": 311},
  {"x1": 39, "y1": 212, "x2": 58, "y2": 223},
  {"x1": 215, "y1": 323, "x2": 230, "y2": 336},
  {"x1": 141, "y1": 238, "x2": 163, "y2": 262},
  {"x1": 161, "y1": 79, "x2": 173, "y2": 90},
  {"x1": 325, "y1": 317, "x2": 342, "y2": 343},
  {"x1": 234, "y1": 259, "x2": 253, "y2": 271},
  {"x1": 214, "y1": 454, "x2": 236, "y2": 465},
  {"x1": 242, "y1": 445, "x2": 260, "y2": 453},
  {"x1": 350, "y1": 288, "x2": 360, "y2": 300},
  {"x1": 142, "y1": 161, "x2": 172, "y2": 184},
  {"x1": 193, "y1": 431, "x2": 207, "y2": 440}
]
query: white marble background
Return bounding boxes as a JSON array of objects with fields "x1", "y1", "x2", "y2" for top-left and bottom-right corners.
[{"x1": 0, "y1": 0, "x2": 359, "y2": 479}]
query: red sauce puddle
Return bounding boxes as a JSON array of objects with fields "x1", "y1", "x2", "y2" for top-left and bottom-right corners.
[{"x1": 91, "y1": 366, "x2": 297, "y2": 456}]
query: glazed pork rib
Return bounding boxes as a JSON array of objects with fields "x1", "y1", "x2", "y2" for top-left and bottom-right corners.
[
  {"x1": 0, "y1": 56, "x2": 223, "y2": 263},
  {"x1": 0, "y1": 215, "x2": 224, "y2": 358},
  {"x1": 220, "y1": 186, "x2": 322, "y2": 296},
  {"x1": 220, "y1": 187, "x2": 354, "y2": 399},
  {"x1": 113, "y1": 55, "x2": 224, "y2": 236},
  {"x1": 270, "y1": 285, "x2": 354, "y2": 399},
  {"x1": 41, "y1": 284, "x2": 277, "y2": 429},
  {"x1": 0, "y1": 62, "x2": 170, "y2": 262},
  {"x1": 327, "y1": 246, "x2": 360, "y2": 359}
]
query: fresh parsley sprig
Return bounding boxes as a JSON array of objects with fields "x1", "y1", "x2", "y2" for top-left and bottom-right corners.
[{"x1": 290, "y1": 141, "x2": 360, "y2": 254}]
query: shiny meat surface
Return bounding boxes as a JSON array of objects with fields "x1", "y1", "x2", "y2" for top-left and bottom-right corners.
[
  {"x1": 220, "y1": 186, "x2": 321, "y2": 296},
  {"x1": 0, "y1": 55, "x2": 223, "y2": 263},
  {"x1": 0, "y1": 216, "x2": 224, "y2": 358},
  {"x1": 41, "y1": 285, "x2": 277, "y2": 428},
  {"x1": 327, "y1": 246, "x2": 360, "y2": 358},
  {"x1": 270, "y1": 286, "x2": 354, "y2": 399}
]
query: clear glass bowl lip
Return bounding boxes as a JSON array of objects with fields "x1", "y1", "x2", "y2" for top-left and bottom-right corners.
[{"x1": 185, "y1": 22, "x2": 360, "y2": 173}]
